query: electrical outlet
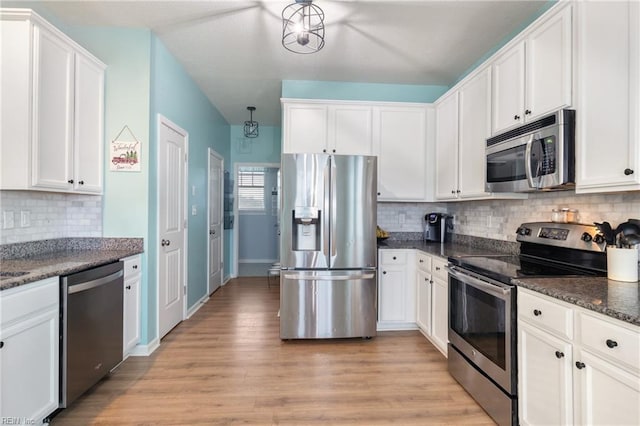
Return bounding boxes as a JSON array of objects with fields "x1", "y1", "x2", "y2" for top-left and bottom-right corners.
[
  {"x1": 20, "y1": 210, "x2": 30, "y2": 227},
  {"x1": 3, "y1": 211, "x2": 14, "y2": 229}
]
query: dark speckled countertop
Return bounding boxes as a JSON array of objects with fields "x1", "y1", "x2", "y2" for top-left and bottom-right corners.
[
  {"x1": 378, "y1": 240, "x2": 509, "y2": 258},
  {"x1": 0, "y1": 238, "x2": 143, "y2": 291},
  {"x1": 513, "y1": 276, "x2": 640, "y2": 326}
]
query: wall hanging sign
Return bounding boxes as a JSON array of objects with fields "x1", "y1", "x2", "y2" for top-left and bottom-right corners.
[{"x1": 110, "y1": 125, "x2": 141, "y2": 172}]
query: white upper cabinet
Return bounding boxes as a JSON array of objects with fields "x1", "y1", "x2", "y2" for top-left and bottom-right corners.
[
  {"x1": 575, "y1": 0, "x2": 640, "y2": 193},
  {"x1": 282, "y1": 99, "x2": 431, "y2": 201},
  {"x1": 435, "y1": 91, "x2": 459, "y2": 200},
  {"x1": 492, "y1": 4, "x2": 572, "y2": 135},
  {"x1": 282, "y1": 102, "x2": 329, "y2": 154},
  {"x1": 375, "y1": 104, "x2": 429, "y2": 201},
  {"x1": 0, "y1": 9, "x2": 106, "y2": 194},
  {"x1": 282, "y1": 101, "x2": 374, "y2": 155}
]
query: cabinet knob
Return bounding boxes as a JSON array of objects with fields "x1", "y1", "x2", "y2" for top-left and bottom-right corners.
[
  {"x1": 0, "y1": 341, "x2": 4, "y2": 349},
  {"x1": 435, "y1": 266, "x2": 441, "y2": 271},
  {"x1": 424, "y1": 277, "x2": 429, "y2": 282},
  {"x1": 377, "y1": 192, "x2": 381, "y2": 196},
  {"x1": 382, "y1": 271, "x2": 387, "y2": 275},
  {"x1": 133, "y1": 265, "x2": 138, "y2": 269},
  {"x1": 393, "y1": 256, "x2": 397, "y2": 260},
  {"x1": 322, "y1": 149, "x2": 327, "y2": 153},
  {"x1": 451, "y1": 190, "x2": 456, "y2": 194},
  {"x1": 514, "y1": 115, "x2": 521, "y2": 120},
  {"x1": 126, "y1": 285, "x2": 131, "y2": 290},
  {"x1": 624, "y1": 168, "x2": 634, "y2": 175},
  {"x1": 78, "y1": 180, "x2": 84, "y2": 185},
  {"x1": 456, "y1": 189, "x2": 461, "y2": 194},
  {"x1": 430, "y1": 279, "x2": 434, "y2": 284},
  {"x1": 606, "y1": 339, "x2": 618, "y2": 349},
  {"x1": 68, "y1": 179, "x2": 74, "y2": 184},
  {"x1": 575, "y1": 361, "x2": 586, "y2": 369},
  {"x1": 555, "y1": 351, "x2": 564, "y2": 359},
  {"x1": 332, "y1": 149, "x2": 336, "y2": 153},
  {"x1": 525, "y1": 109, "x2": 532, "y2": 115},
  {"x1": 533, "y1": 309, "x2": 542, "y2": 316}
]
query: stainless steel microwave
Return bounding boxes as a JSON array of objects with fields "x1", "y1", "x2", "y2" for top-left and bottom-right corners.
[{"x1": 485, "y1": 109, "x2": 575, "y2": 193}]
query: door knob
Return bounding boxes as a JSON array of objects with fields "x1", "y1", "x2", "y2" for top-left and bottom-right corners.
[
  {"x1": 210, "y1": 230, "x2": 215, "y2": 235},
  {"x1": 161, "y1": 239, "x2": 171, "y2": 247}
]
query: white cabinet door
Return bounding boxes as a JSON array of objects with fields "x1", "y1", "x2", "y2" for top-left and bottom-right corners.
[
  {"x1": 123, "y1": 274, "x2": 141, "y2": 356},
  {"x1": 32, "y1": 23, "x2": 74, "y2": 191},
  {"x1": 328, "y1": 105, "x2": 373, "y2": 155},
  {"x1": 73, "y1": 53, "x2": 105, "y2": 193},
  {"x1": 525, "y1": 4, "x2": 572, "y2": 121},
  {"x1": 377, "y1": 106, "x2": 428, "y2": 201},
  {"x1": 435, "y1": 92, "x2": 459, "y2": 200},
  {"x1": 576, "y1": 1, "x2": 640, "y2": 192},
  {"x1": 378, "y1": 266, "x2": 406, "y2": 323},
  {"x1": 416, "y1": 269, "x2": 432, "y2": 333},
  {"x1": 0, "y1": 278, "x2": 59, "y2": 424},
  {"x1": 491, "y1": 40, "x2": 526, "y2": 134},
  {"x1": 574, "y1": 349, "x2": 640, "y2": 426},
  {"x1": 518, "y1": 321, "x2": 573, "y2": 426},
  {"x1": 458, "y1": 67, "x2": 491, "y2": 198},
  {"x1": 430, "y1": 277, "x2": 448, "y2": 355},
  {"x1": 282, "y1": 103, "x2": 328, "y2": 153}
]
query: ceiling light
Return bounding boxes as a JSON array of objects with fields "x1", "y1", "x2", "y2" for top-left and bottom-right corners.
[
  {"x1": 282, "y1": 0, "x2": 325, "y2": 54},
  {"x1": 244, "y1": 106, "x2": 259, "y2": 138}
]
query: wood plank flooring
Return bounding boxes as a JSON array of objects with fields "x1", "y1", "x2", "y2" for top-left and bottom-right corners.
[{"x1": 52, "y1": 277, "x2": 494, "y2": 425}]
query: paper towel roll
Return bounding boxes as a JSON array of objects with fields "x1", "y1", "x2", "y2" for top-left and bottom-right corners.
[{"x1": 607, "y1": 246, "x2": 639, "y2": 282}]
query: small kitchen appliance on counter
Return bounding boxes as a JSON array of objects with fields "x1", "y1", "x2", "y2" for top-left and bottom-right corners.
[
  {"x1": 447, "y1": 221, "x2": 608, "y2": 426},
  {"x1": 424, "y1": 213, "x2": 452, "y2": 243}
]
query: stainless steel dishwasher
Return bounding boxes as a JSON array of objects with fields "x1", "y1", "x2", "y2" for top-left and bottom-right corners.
[{"x1": 60, "y1": 261, "x2": 124, "y2": 408}]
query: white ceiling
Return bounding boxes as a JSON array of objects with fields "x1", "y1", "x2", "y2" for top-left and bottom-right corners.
[{"x1": 22, "y1": 0, "x2": 548, "y2": 126}]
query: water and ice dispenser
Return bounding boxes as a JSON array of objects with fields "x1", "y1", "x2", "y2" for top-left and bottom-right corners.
[{"x1": 292, "y1": 207, "x2": 321, "y2": 251}]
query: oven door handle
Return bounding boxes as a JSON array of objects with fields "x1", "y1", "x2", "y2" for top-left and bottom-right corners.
[{"x1": 446, "y1": 266, "x2": 512, "y2": 298}]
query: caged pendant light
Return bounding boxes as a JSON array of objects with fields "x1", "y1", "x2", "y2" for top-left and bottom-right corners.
[
  {"x1": 244, "y1": 106, "x2": 259, "y2": 138},
  {"x1": 282, "y1": 0, "x2": 325, "y2": 54}
]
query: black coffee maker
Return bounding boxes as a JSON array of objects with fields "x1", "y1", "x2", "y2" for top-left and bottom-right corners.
[{"x1": 424, "y1": 213, "x2": 451, "y2": 243}]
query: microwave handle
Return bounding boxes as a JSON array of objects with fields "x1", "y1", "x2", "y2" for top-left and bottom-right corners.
[{"x1": 524, "y1": 134, "x2": 537, "y2": 189}]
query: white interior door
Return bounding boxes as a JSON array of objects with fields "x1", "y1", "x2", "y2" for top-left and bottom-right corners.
[
  {"x1": 158, "y1": 116, "x2": 187, "y2": 339},
  {"x1": 208, "y1": 149, "x2": 223, "y2": 294}
]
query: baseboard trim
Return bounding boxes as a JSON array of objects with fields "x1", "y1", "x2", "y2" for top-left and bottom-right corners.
[
  {"x1": 128, "y1": 338, "x2": 160, "y2": 357},
  {"x1": 186, "y1": 294, "x2": 209, "y2": 319}
]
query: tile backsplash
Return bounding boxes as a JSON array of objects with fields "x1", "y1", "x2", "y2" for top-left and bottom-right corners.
[
  {"x1": 378, "y1": 190, "x2": 640, "y2": 242},
  {"x1": 0, "y1": 191, "x2": 102, "y2": 244}
]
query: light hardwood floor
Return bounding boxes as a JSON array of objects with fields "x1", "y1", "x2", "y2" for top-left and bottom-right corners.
[{"x1": 52, "y1": 278, "x2": 494, "y2": 425}]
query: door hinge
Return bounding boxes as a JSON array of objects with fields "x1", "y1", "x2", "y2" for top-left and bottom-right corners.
[
  {"x1": 185, "y1": 153, "x2": 188, "y2": 162},
  {"x1": 183, "y1": 285, "x2": 187, "y2": 295}
]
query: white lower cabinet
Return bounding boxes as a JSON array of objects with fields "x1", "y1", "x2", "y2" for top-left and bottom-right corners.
[
  {"x1": 0, "y1": 277, "x2": 59, "y2": 424},
  {"x1": 377, "y1": 250, "x2": 416, "y2": 330},
  {"x1": 415, "y1": 252, "x2": 432, "y2": 333},
  {"x1": 122, "y1": 255, "x2": 141, "y2": 357},
  {"x1": 518, "y1": 288, "x2": 640, "y2": 426}
]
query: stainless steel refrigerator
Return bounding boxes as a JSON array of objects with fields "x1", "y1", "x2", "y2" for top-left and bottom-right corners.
[{"x1": 280, "y1": 153, "x2": 377, "y2": 339}]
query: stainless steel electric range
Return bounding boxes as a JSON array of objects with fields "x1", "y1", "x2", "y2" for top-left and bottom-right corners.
[{"x1": 446, "y1": 222, "x2": 607, "y2": 426}]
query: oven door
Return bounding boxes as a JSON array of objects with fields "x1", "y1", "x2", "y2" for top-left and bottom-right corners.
[{"x1": 447, "y1": 265, "x2": 516, "y2": 394}]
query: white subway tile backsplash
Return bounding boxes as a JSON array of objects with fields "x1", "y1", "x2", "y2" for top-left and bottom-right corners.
[
  {"x1": 378, "y1": 190, "x2": 640, "y2": 242},
  {"x1": 0, "y1": 191, "x2": 102, "y2": 244}
]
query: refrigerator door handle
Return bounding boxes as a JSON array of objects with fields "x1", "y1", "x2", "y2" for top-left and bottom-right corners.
[
  {"x1": 330, "y1": 157, "x2": 337, "y2": 261},
  {"x1": 283, "y1": 272, "x2": 376, "y2": 281}
]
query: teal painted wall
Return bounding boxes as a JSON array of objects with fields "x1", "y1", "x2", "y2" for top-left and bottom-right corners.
[
  {"x1": 282, "y1": 80, "x2": 448, "y2": 103},
  {"x1": 227, "y1": 125, "x2": 281, "y2": 277},
  {"x1": 149, "y1": 37, "x2": 230, "y2": 309}
]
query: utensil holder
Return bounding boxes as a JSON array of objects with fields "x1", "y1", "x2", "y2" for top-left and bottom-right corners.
[{"x1": 607, "y1": 246, "x2": 639, "y2": 282}]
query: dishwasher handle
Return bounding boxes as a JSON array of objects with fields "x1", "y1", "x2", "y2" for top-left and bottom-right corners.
[{"x1": 67, "y1": 269, "x2": 124, "y2": 295}]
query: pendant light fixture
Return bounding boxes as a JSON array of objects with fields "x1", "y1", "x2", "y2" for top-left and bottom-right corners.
[
  {"x1": 282, "y1": 0, "x2": 325, "y2": 54},
  {"x1": 244, "y1": 106, "x2": 259, "y2": 138}
]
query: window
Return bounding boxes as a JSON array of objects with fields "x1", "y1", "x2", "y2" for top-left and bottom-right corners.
[{"x1": 238, "y1": 170, "x2": 265, "y2": 211}]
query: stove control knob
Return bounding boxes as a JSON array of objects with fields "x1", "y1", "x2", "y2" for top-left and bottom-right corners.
[
  {"x1": 581, "y1": 232, "x2": 593, "y2": 242},
  {"x1": 593, "y1": 234, "x2": 605, "y2": 244},
  {"x1": 516, "y1": 227, "x2": 531, "y2": 236}
]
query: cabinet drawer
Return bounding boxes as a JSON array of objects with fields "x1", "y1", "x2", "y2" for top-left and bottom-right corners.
[
  {"x1": 578, "y1": 312, "x2": 640, "y2": 372},
  {"x1": 0, "y1": 277, "x2": 59, "y2": 326},
  {"x1": 123, "y1": 255, "x2": 141, "y2": 277},
  {"x1": 380, "y1": 250, "x2": 407, "y2": 265},
  {"x1": 519, "y1": 290, "x2": 573, "y2": 340},
  {"x1": 416, "y1": 252, "x2": 431, "y2": 272},
  {"x1": 431, "y1": 257, "x2": 448, "y2": 282}
]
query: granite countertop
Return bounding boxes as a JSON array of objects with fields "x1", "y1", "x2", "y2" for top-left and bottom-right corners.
[
  {"x1": 0, "y1": 238, "x2": 144, "y2": 291},
  {"x1": 514, "y1": 276, "x2": 640, "y2": 326},
  {"x1": 378, "y1": 239, "x2": 513, "y2": 258}
]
